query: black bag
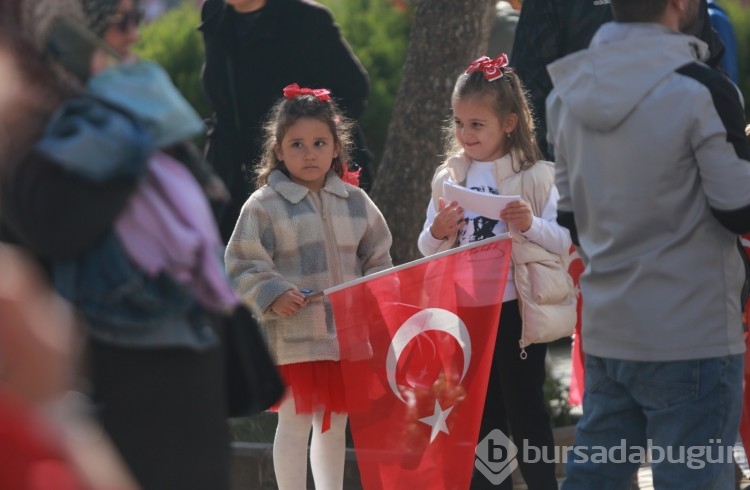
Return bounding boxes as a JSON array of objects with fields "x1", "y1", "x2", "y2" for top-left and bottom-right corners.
[{"x1": 223, "y1": 305, "x2": 285, "y2": 418}]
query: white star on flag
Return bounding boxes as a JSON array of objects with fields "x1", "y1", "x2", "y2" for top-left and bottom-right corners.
[{"x1": 419, "y1": 400, "x2": 454, "y2": 443}]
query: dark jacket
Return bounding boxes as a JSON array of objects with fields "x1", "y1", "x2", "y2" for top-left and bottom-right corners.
[
  {"x1": 199, "y1": 0, "x2": 370, "y2": 241},
  {"x1": 510, "y1": 0, "x2": 725, "y2": 160},
  {"x1": 0, "y1": 95, "x2": 223, "y2": 348}
]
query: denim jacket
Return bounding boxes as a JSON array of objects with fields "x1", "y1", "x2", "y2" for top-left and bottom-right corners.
[
  {"x1": 39, "y1": 94, "x2": 218, "y2": 349},
  {"x1": 54, "y1": 233, "x2": 218, "y2": 349}
]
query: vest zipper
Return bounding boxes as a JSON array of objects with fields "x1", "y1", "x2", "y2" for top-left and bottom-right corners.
[{"x1": 510, "y1": 235, "x2": 528, "y2": 360}]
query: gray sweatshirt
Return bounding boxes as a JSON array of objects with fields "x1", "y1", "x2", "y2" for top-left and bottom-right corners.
[{"x1": 546, "y1": 22, "x2": 750, "y2": 362}]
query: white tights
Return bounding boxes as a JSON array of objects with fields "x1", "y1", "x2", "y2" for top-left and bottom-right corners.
[{"x1": 273, "y1": 397, "x2": 348, "y2": 490}]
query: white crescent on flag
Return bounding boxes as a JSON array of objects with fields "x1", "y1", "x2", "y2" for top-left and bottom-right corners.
[{"x1": 385, "y1": 308, "x2": 471, "y2": 404}]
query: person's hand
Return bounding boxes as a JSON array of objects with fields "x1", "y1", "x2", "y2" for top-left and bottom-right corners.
[
  {"x1": 269, "y1": 290, "x2": 307, "y2": 318},
  {"x1": 204, "y1": 174, "x2": 231, "y2": 203},
  {"x1": 430, "y1": 198, "x2": 465, "y2": 240},
  {"x1": 500, "y1": 199, "x2": 533, "y2": 232}
]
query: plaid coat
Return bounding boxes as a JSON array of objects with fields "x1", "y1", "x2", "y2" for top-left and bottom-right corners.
[{"x1": 225, "y1": 169, "x2": 392, "y2": 365}]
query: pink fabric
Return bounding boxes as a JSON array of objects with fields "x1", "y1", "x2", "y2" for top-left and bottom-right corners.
[{"x1": 115, "y1": 151, "x2": 239, "y2": 312}]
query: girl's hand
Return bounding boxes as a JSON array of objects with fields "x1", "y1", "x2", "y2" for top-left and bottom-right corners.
[
  {"x1": 500, "y1": 199, "x2": 533, "y2": 232},
  {"x1": 269, "y1": 290, "x2": 307, "y2": 318},
  {"x1": 430, "y1": 198, "x2": 465, "y2": 240}
]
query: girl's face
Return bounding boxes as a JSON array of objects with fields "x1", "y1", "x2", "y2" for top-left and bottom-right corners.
[
  {"x1": 102, "y1": 0, "x2": 141, "y2": 57},
  {"x1": 452, "y1": 96, "x2": 517, "y2": 162},
  {"x1": 275, "y1": 117, "x2": 339, "y2": 192}
]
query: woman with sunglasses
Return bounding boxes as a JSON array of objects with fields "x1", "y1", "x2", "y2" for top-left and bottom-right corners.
[
  {"x1": 102, "y1": 0, "x2": 232, "y2": 207},
  {"x1": 1, "y1": 1, "x2": 251, "y2": 489}
]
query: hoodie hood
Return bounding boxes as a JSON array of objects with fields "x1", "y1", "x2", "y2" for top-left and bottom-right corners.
[{"x1": 547, "y1": 22, "x2": 709, "y2": 131}]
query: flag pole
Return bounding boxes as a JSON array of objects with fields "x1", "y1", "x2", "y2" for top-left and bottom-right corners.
[{"x1": 319, "y1": 232, "x2": 512, "y2": 298}]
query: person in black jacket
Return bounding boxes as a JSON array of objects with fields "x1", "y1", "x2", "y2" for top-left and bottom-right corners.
[
  {"x1": 200, "y1": 0, "x2": 373, "y2": 242},
  {"x1": 510, "y1": 0, "x2": 725, "y2": 160}
]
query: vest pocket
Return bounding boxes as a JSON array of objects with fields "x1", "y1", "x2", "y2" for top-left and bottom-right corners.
[{"x1": 526, "y1": 259, "x2": 571, "y2": 304}]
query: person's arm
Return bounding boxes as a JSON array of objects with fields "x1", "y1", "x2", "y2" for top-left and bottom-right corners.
[
  {"x1": 510, "y1": 0, "x2": 562, "y2": 160},
  {"x1": 302, "y1": 6, "x2": 369, "y2": 120},
  {"x1": 1, "y1": 97, "x2": 152, "y2": 259},
  {"x1": 1, "y1": 151, "x2": 141, "y2": 259},
  {"x1": 683, "y1": 65, "x2": 750, "y2": 233},
  {"x1": 520, "y1": 185, "x2": 572, "y2": 256},
  {"x1": 417, "y1": 201, "x2": 446, "y2": 257},
  {"x1": 224, "y1": 198, "x2": 297, "y2": 317},
  {"x1": 163, "y1": 141, "x2": 230, "y2": 203}
]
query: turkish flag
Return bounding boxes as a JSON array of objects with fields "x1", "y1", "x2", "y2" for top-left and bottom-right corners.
[
  {"x1": 738, "y1": 234, "x2": 750, "y2": 458},
  {"x1": 328, "y1": 235, "x2": 512, "y2": 490}
]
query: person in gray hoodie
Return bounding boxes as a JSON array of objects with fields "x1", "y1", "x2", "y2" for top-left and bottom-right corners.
[{"x1": 546, "y1": 0, "x2": 750, "y2": 488}]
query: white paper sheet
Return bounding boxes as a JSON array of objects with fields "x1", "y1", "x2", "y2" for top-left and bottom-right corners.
[{"x1": 442, "y1": 180, "x2": 520, "y2": 218}]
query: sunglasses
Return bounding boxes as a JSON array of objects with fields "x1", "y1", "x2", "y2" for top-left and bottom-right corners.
[{"x1": 108, "y1": 9, "x2": 144, "y2": 33}]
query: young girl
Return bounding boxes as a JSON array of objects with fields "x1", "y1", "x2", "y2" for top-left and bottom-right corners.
[
  {"x1": 225, "y1": 84, "x2": 393, "y2": 490},
  {"x1": 418, "y1": 54, "x2": 575, "y2": 490}
]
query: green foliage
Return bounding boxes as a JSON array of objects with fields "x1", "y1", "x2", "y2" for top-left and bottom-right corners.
[
  {"x1": 319, "y1": 0, "x2": 412, "y2": 167},
  {"x1": 132, "y1": 2, "x2": 210, "y2": 118},
  {"x1": 723, "y1": 0, "x2": 750, "y2": 119}
]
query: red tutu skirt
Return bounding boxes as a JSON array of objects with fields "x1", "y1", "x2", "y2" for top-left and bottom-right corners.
[{"x1": 272, "y1": 360, "x2": 348, "y2": 415}]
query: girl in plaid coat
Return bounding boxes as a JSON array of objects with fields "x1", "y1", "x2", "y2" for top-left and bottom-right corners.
[{"x1": 225, "y1": 84, "x2": 393, "y2": 490}]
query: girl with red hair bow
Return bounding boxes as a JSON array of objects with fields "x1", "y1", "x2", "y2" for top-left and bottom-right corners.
[
  {"x1": 225, "y1": 85, "x2": 393, "y2": 490},
  {"x1": 418, "y1": 54, "x2": 576, "y2": 490}
]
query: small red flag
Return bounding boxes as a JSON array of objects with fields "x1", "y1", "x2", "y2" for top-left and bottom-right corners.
[
  {"x1": 328, "y1": 235, "x2": 512, "y2": 490},
  {"x1": 739, "y1": 234, "x2": 750, "y2": 458},
  {"x1": 566, "y1": 245, "x2": 585, "y2": 406}
]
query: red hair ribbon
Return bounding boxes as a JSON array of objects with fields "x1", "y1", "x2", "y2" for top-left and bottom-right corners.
[
  {"x1": 465, "y1": 53, "x2": 510, "y2": 82},
  {"x1": 341, "y1": 164, "x2": 361, "y2": 187},
  {"x1": 283, "y1": 83, "x2": 331, "y2": 102}
]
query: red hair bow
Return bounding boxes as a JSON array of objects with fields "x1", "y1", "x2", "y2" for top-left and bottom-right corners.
[
  {"x1": 283, "y1": 83, "x2": 331, "y2": 102},
  {"x1": 341, "y1": 164, "x2": 361, "y2": 187},
  {"x1": 465, "y1": 53, "x2": 509, "y2": 82}
]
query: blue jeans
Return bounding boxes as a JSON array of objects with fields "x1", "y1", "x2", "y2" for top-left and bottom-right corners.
[{"x1": 562, "y1": 354, "x2": 743, "y2": 490}]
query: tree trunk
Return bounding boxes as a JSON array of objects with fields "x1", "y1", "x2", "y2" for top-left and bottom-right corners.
[{"x1": 371, "y1": 0, "x2": 496, "y2": 265}]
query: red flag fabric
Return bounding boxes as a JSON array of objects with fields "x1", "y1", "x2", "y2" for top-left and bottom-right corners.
[
  {"x1": 739, "y1": 234, "x2": 750, "y2": 458},
  {"x1": 328, "y1": 235, "x2": 512, "y2": 490},
  {"x1": 566, "y1": 245, "x2": 585, "y2": 406}
]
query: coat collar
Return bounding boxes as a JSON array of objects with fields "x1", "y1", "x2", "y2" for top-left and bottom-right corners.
[
  {"x1": 444, "y1": 149, "x2": 528, "y2": 184},
  {"x1": 199, "y1": 0, "x2": 286, "y2": 42},
  {"x1": 268, "y1": 169, "x2": 350, "y2": 204}
]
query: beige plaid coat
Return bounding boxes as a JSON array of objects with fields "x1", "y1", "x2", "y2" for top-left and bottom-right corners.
[{"x1": 225, "y1": 169, "x2": 393, "y2": 365}]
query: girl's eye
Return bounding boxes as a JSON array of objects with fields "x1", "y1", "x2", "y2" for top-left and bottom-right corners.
[
  {"x1": 291, "y1": 142, "x2": 303, "y2": 149},
  {"x1": 454, "y1": 120, "x2": 463, "y2": 127},
  {"x1": 314, "y1": 140, "x2": 327, "y2": 147},
  {"x1": 472, "y1": 122, "x2": 483, "y2": 128}
]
